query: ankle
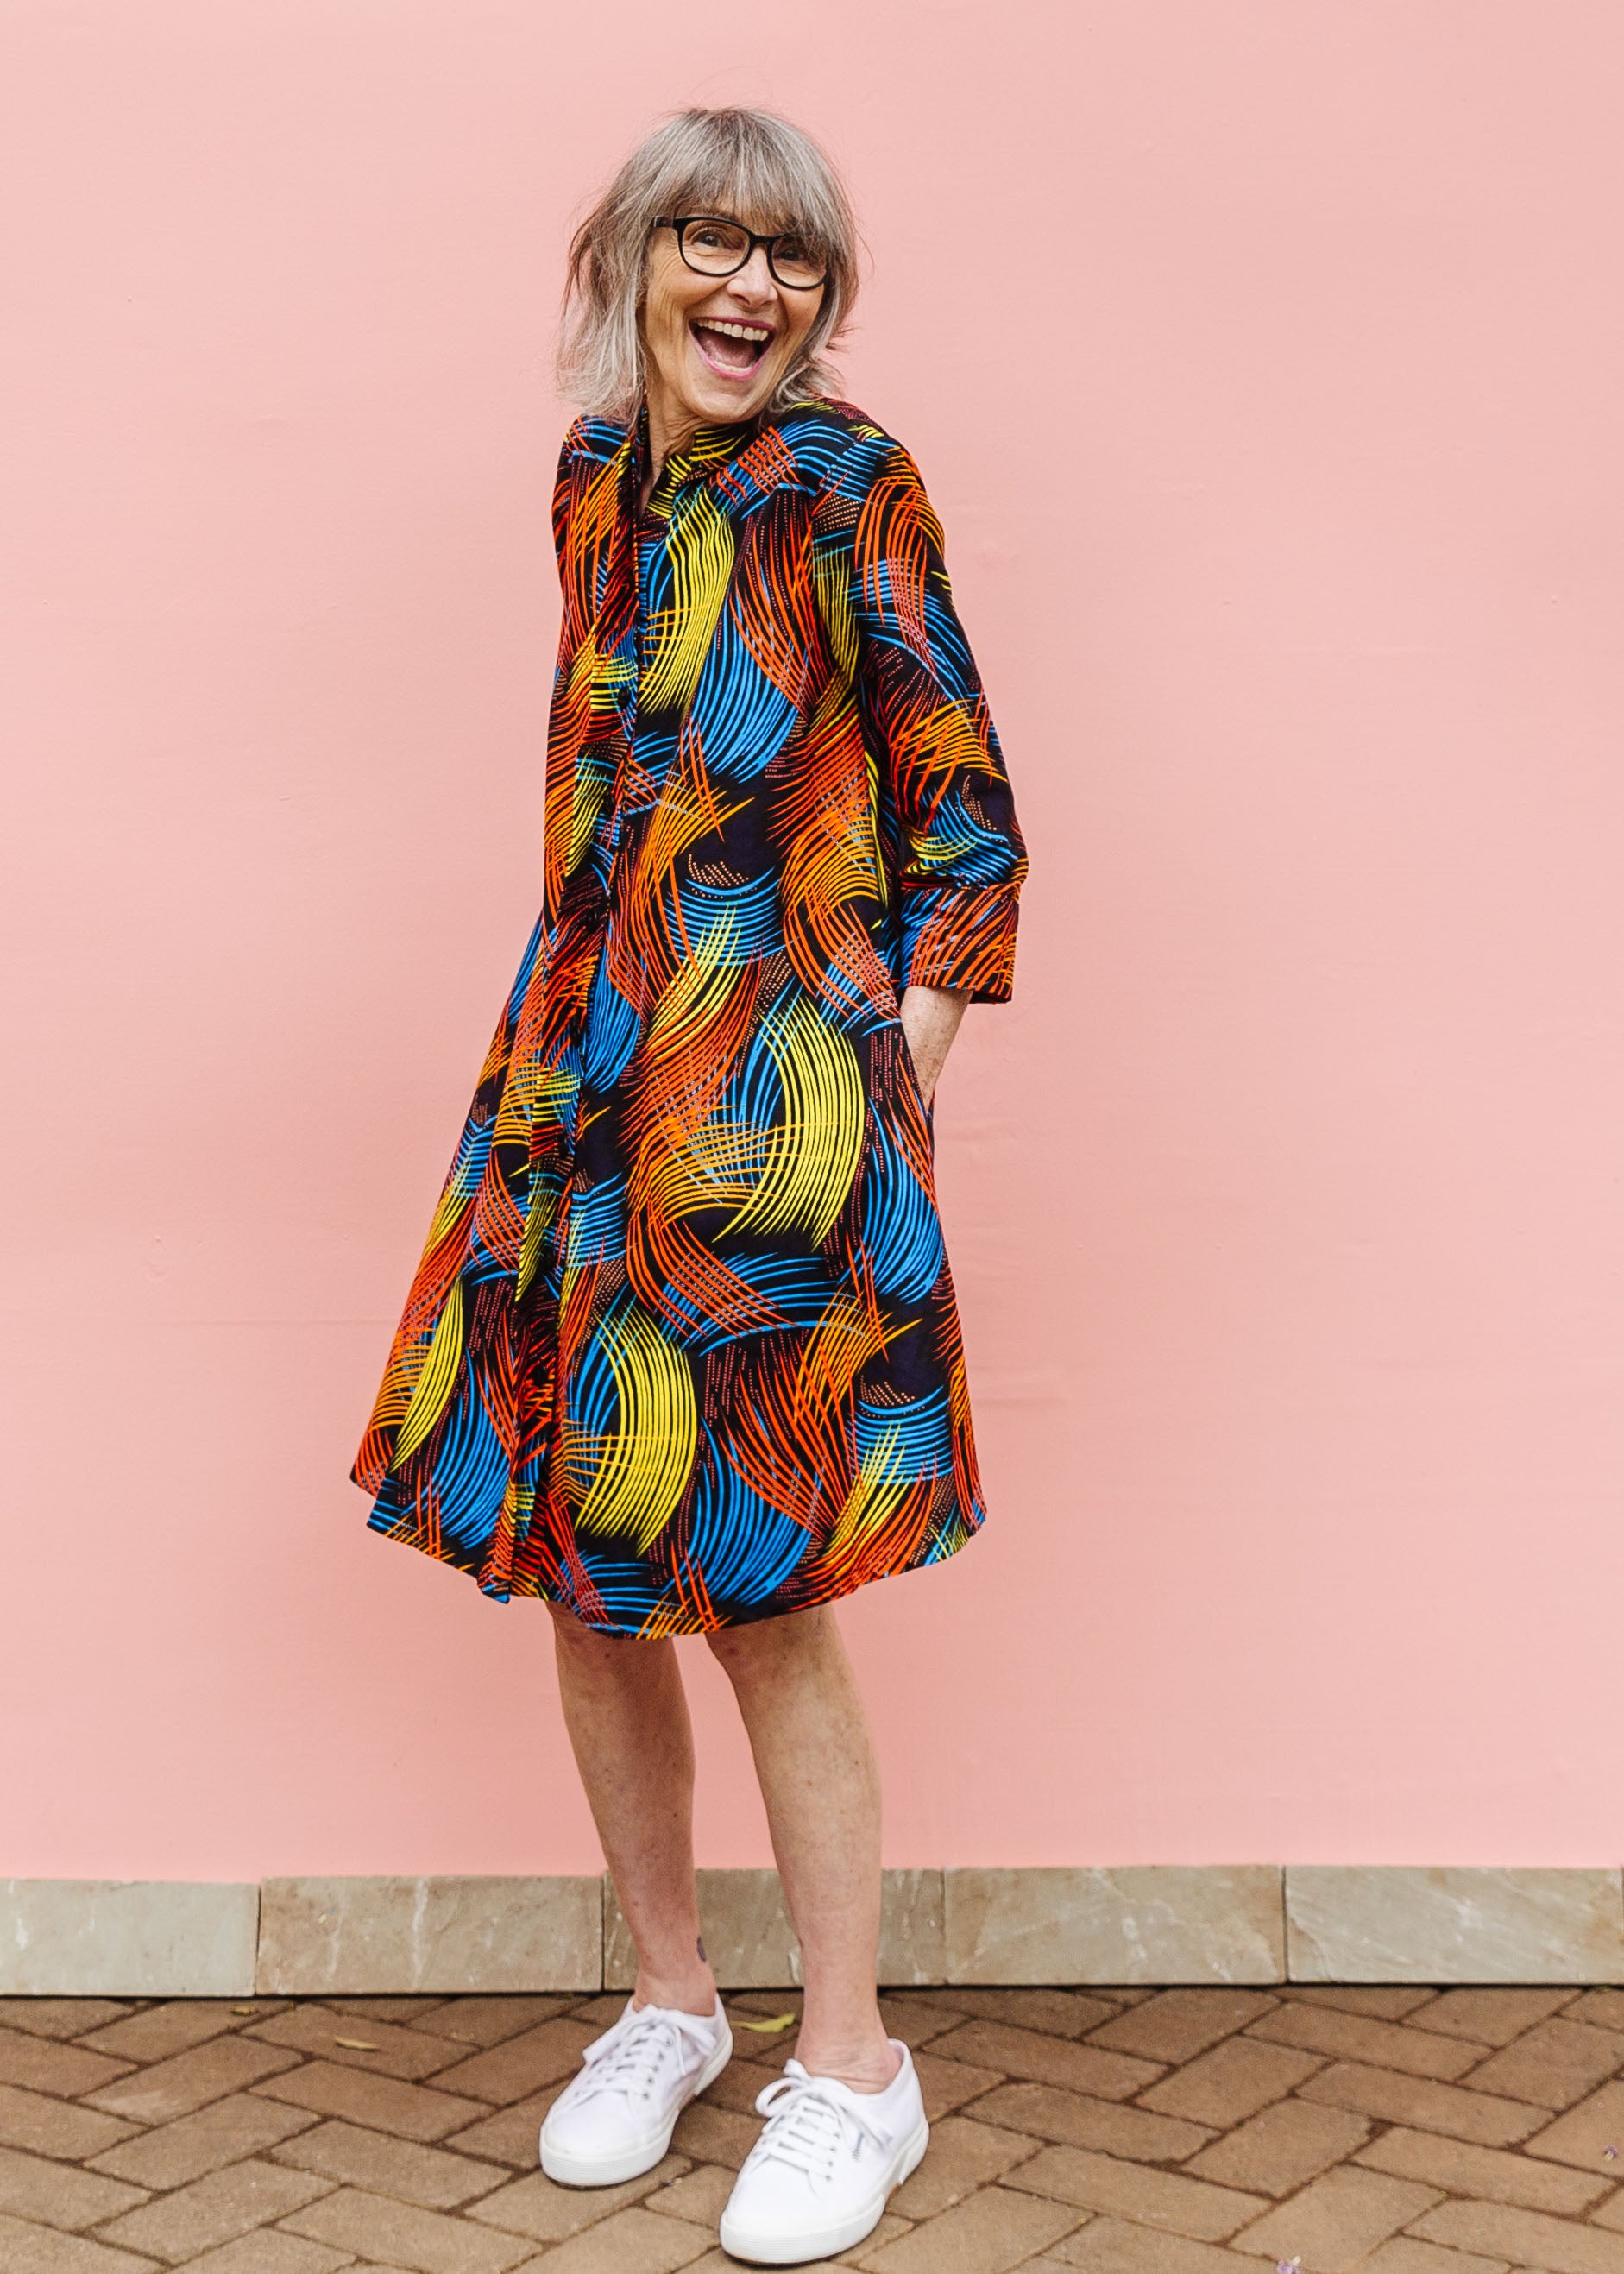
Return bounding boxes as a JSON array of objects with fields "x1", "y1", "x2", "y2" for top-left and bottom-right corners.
[
  {"x1": 631, "y1": 1967, "x2": 719, "y2": 2019},
  {"x1": 793, "y1": 2031, "x2": 902, "y2": 2094}
]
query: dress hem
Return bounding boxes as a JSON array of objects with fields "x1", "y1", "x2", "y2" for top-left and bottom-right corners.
[{"x1": 355, "y1": 1472, "x2": 985, "y2": 1638}]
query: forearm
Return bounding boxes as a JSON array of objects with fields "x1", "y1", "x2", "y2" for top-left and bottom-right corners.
[{"x1": 899, "y1": 983, "x2": 971, "y2": 1104}]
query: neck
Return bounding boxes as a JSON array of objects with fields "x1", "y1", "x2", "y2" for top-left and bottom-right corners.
[
  {"x1": 645, "y1": 389, "x2": 696, "y2": 483},
  {"x1": 639, "y1": 383, "x2": 752, "y2": 509},
  {"x1": 643, "y1": 377, "x2": 713, "y2": 499}
]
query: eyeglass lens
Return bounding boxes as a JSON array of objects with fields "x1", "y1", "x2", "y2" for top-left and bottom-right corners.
[{"x1": 680, "y1": 217, "x2": 827, "y2": 289}]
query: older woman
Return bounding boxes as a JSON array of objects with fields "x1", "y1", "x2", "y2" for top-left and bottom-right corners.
[{"x1": 352, "y1": 106, "x2": 1028, "y2": 2265}]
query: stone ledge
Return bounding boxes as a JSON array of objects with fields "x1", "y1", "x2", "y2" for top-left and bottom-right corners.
[
  {"x1": 0, "y1": 1880, "x2": 261, "y2": 1996},
  {"x1": 255, "y1": 1874, "x2": 603, "y2": 1994},
  {"x1": 1285, "y1": 1865, "x2": 1624, "y2": 1985},
  {"x1": 2, "y1": 1867, "x2": 1619, "y2": 1994},
  {"x1": 945, "y1": 1865, "x2": 1287, "y2": 1984}
]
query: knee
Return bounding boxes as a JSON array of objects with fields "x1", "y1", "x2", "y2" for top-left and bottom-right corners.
[
  {"x1": 704, "y1": 1624, "x2": 755, "y2": 1680},
  {"x1": 549, "y1": 1602, "x2": 639, "y2": 1674},
  {"x1": 706, "y1": 1606, "x2": 829, "y2": 1686}
]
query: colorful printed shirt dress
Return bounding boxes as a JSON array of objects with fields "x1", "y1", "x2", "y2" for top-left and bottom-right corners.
[{"x1": 352, "y1": 398, "x2": 1029, "y2": 1635}]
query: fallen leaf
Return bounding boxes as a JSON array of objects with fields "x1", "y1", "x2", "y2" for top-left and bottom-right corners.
[
  {"x1": 230, "y1": 2006, "x2": 257, "y2": 2017},
  {"x1": 333, "y1": 2036, "x2": 380, "y2": 2051},
  {"x1": 733, "y1": 2013, "x2": 797, "y2": 2034}
]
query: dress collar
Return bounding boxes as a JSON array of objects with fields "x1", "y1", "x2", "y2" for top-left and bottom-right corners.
[{"x1": 628, "y1": 400, "x2": 764, "y2": 519}]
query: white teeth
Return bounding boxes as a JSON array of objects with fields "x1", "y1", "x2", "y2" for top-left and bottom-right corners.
[{"x1": 696, "y1": 320, "x2": 771, "y2": 342}]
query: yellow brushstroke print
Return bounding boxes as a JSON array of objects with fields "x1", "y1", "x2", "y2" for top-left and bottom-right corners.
[
  {"x1": 392, "y1": 1278, "x2": 464, "y2": 1465},
  {"x1": 637, "y1": 905, "x2": 759, "y2": 1215},
  {"x1": 647, "y1": 915, "x2": 740, "y2": 1049},
  {"x1": 515, "y1": 1172, "x2": 557, "y2": 1300},
  {"x1": 639, "y1": 489, "x2": 735, "y2": 714},
  {"x1": 589, "y1": 652, "x2": 635, "y2": 718},
  {"x1": 568, "y1": 764, "x2": 610, "y2": 878},
  {"x1": 814, "y1": 543, "x2": 858, "y2": 680},
  {"x1": 424, "y1": 1181, "x2": 475, "y2": 1252},
  {"x1": 570, "y1": 1301, "x2": 698, "y2": 1553},
  {"x1": 828, "y1": 1422, "x2": 911, "y2": 1552},
  {"x1": 727, "y1": 996, "x2": 866, "y2": 1244},
  {"x1": 504, "y1": 1061, "x2": 577, "y2": 1148}
]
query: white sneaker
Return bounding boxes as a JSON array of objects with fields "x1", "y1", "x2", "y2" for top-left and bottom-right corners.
[
  {"x1": 538, "y1": 1995, "x2": 733, "y2": 2186},
  {"x1": 718, "y1": 2040, "x2": 928, "y2": 2265}
]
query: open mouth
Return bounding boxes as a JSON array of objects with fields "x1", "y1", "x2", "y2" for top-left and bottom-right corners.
[{"x1": 689, "y1": 318, "x2": 774, "y2": 380}]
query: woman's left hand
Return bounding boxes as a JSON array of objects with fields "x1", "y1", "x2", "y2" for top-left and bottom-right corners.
[{"x1": 898, "y1": 984, "x2": 972, "y2": 1106}]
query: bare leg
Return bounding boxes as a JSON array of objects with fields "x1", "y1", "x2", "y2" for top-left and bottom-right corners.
[
  {"x1": 708, "y1": 1607, "x2": 898, "y2": 2092},
  {"x1": 547, "y1": 1604, "x2": 716, "y2": 2017}
]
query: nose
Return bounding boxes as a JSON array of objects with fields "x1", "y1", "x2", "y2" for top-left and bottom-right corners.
[{"x1": 724, "y1": 245, "x2": 777, "y2": 305}]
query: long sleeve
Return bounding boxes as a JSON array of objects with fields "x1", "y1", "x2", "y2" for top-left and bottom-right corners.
[{"x1": 833, "y1": 435, "x2": 1029, "y2": 1002}]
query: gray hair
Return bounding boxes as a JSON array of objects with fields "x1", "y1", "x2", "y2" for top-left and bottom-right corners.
[{"x1": 557, "y1": 107, "x2": 859, "y2": 422}]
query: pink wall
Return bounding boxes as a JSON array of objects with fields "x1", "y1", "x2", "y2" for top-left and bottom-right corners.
[{"x1": 5, "y1": 1, "x2": 1623, "y2": 1881}]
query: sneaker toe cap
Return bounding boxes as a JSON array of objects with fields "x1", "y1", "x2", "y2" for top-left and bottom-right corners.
[
  {"x1": 543, "y1": 2091, "x2": 648, "y2": 2157},
  {"x1": 720, "y1": 2159, "x2": 821, "y2": 2239}
]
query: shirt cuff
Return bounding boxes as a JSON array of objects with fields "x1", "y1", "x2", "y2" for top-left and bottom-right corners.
[{"x1": 900, "y1": 882, "x2": 1022, "y2": 1003}]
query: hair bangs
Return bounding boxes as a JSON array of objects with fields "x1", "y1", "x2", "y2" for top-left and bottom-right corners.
[{"x1": 667, "y1": 125, "x2": 834, "y2": 248}]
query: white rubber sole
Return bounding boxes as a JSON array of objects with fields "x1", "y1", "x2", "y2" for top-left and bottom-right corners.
[
  {"x1": 538, "y1": 2021, "x2": 734, "y2": 2187},
  {"x1": 717, "y1": 2111, "x2": 929, "y2": 2265}
]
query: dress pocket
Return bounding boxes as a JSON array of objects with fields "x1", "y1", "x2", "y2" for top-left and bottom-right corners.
[{"x1": 884, "y1": 1017, "x2": 936, "y2": 1152}]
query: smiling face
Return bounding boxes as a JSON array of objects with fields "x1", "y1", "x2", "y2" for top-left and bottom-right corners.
[{"x1": 640, "y1": 213, "x2": 826, "y2": 457}]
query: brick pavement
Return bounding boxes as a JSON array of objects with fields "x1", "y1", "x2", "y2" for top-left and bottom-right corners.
[{"x1": 0, "y1": 1983, "x2": 1621, "y2": 2270}]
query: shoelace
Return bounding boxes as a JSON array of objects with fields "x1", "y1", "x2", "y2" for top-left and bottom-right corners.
[
  {"x1": 573, "y1": 2003, "x2": 718, "y2": 2106},
  {"x1": 748, "y1": 2060, "x2": 890, "y2": 2187}
]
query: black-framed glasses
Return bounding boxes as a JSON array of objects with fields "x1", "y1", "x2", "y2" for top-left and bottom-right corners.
[{"x1": 653, "y1": 213, "x2": 828, "y2": 292}]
